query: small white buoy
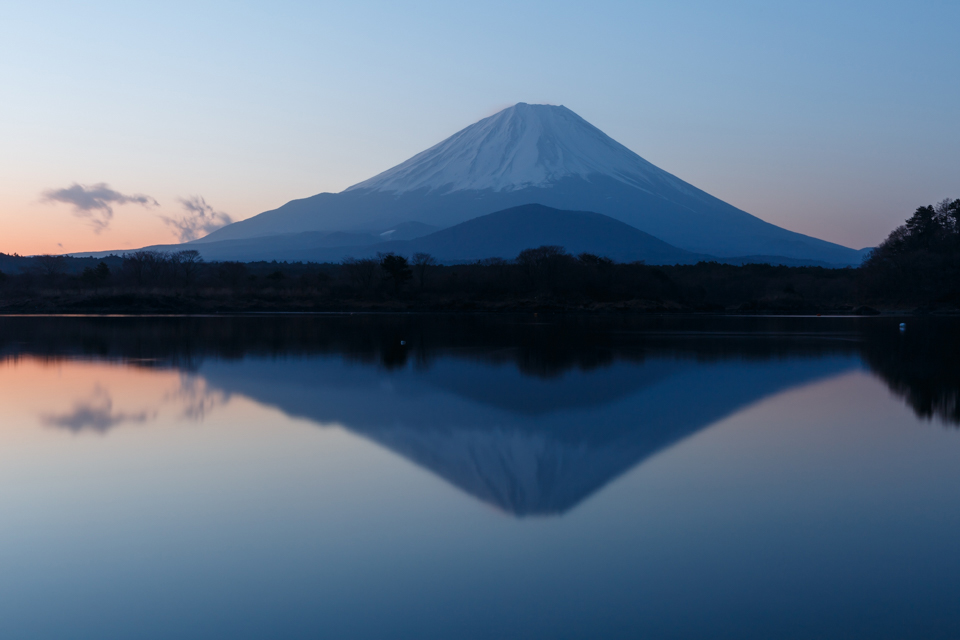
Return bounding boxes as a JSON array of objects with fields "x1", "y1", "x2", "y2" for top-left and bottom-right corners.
[{"x1": 899, "y1": 323, "x2": 906, "y2": 331}]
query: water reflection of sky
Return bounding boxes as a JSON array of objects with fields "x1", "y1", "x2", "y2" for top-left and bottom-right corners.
[{"x1": 1, "y1": 324, "x2": 959, "y2": 639}]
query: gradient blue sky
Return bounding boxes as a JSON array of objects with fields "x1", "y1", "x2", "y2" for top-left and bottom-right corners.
[{"x1": 1, "y1": 0, "x2": 957, "y2": 254}]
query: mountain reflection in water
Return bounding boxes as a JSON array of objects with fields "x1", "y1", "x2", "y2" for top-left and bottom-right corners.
[{"x1": 1, "y1": 315, "x2": 956, "y2": 517}]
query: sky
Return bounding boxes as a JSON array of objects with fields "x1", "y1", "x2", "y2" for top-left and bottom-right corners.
[{"x1": 1, "y1": 0, "x2": 958, "y2": 255}]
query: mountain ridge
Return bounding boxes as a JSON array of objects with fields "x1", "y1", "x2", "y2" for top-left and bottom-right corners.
[
  {"x1": 71, "y1": 204, "x2": 858, "y2": 267},
  {"x1": 196, "y1": 103, "x2": 864, "y2": 264},
  {"x1": 74, "y1": 204, "x2": 849, "y2": 266}
]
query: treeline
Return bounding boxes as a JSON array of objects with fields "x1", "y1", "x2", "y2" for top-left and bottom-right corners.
[
  {"x1": 0, "y1": 247, "x2": 862, "y2": 313},
  {"x1": 860, "y1": 198, "x2": 960, "y2": 306},
  {"x1": 0, "y1": 199, "x2": 956, "y2": 313},
  {"x1": 1, "y1": 314, "x2": 955, "y2": 424}
]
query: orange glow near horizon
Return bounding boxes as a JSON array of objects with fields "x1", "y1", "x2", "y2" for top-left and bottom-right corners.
[
  {"x1": 0, "y1": 356, "x2": 229, "y2": 434},
  {"x1": 0, "y1": 197, "x2": 202, "y2": 256}
]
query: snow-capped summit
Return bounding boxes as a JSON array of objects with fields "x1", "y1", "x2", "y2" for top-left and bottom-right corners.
[{"x1": 347, "y1": 103, "x2": 680, "y2": 194}]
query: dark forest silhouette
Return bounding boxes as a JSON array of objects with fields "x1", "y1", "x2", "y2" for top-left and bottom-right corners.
[
  {"x1": 0, "y1": 199, "x2": 956, "y2": 313},
  {"x1": 860, "y1": 198, "x2": 960, "y2": 306}
]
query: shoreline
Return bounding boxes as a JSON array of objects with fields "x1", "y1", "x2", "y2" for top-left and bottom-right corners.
[
  {"x1": 0, "y1": 300, "x2": 938, "y2": 317},
  {"x1": 0, "y1": 284, "x2": 951, "y2": 317}
]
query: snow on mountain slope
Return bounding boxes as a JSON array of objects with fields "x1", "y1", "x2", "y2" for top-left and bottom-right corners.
[{"x1": 346, "y1": 102, "x2": 685, "y2": 194}]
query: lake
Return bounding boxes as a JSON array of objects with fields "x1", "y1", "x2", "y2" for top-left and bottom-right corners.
[{"x1": 0, "y1": 314, "x2": 958, "y2": 639}]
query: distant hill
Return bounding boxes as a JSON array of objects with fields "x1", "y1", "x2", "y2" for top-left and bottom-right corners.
[
  {"x1": 0, "y1": 252, "x2": 124, "y2": 276},
  {"x1": 388, "y1": 204, "x2": 701, "y2": 263},
  {"x1": 86, "y1": 204, "x2": 703, "y2": 264},
  {"x1": 260, "y1": 204, "x2": 706, "y2": 264},
  {"x1": 72, "y1": 204, "x2": 853, "y2": 266}
]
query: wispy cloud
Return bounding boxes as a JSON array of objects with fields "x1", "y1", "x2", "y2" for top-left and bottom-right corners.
[
  {"x1": 161, "y1": 196, "x2": 233, "y2": 242},
  {"x1": 42, "y1": 182, "x2": 158, "y2": 233}
]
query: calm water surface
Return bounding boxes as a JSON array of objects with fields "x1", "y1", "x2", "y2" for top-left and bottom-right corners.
[{"x1": 1, "y1": 315, "x2": 958, "y2": 639}]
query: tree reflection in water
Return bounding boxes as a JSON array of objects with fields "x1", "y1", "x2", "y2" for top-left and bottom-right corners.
[{"x1": 1, "y1": 314, "x2": 955, "y2": 424}]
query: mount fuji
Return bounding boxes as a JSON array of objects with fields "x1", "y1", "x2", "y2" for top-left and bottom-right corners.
[{"x1": 189, "y1": 103, "x2": 863, "y2": 264}]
